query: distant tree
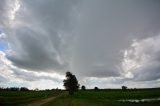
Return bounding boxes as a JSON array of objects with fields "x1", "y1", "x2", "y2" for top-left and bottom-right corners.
[
  {"x1": 94, "y1": 87, "x2": 99, "y2": 90},
  {"x1": 81, "y1": 85, "x2": 86, "y2": 90},
  {"x1": 45, "y1": 89, "x2": 50, "y2": 91},
  {"x1": 10, "y1": 87, "x2": 19, "y2": 91},
  {"x1": 20, "y1": 87, "x2": 29, "y2": 91},
  {"x1": 122, "y1": 86, "x2": 127, "y2": 90},
  {"x1": 56, "y1": 87, "x2": 59, "y2": 91},
  {"x1": 63, "y1": 71, "x2": 79, "y2": 95},
  {"x1": 51, "y1": 89, "x2": 55, "y2": 91},
  {"x1": 0, "y1": 87, "x2": 4, "y2": 91}
]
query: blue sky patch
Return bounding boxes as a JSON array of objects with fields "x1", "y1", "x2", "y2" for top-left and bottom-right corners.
[{"x1": 0, "y1": 40, "x2": 8, "y2": 51}]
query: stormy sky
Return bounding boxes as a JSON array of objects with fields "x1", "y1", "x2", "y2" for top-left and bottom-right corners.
[{"x1": 0, "y1": 0, "x2": 160, "y2": 89}]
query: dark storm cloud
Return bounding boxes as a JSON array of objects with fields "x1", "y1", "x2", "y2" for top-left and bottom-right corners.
[
  {"x1": 0, "y1": 0, "x2": 160, "y2": 88},
  {"x1": 72, "y1": 0, "x2": 160, "y2": 77},
  {"x1": 4, "y1": 0, "x2": 78, "y2": 72},
  {"x1": 0, "y1": 0, "x2": 8, "y2": 26},
  {"x1": 7, "y1": 26, "x2": 64, "y2": 71}
]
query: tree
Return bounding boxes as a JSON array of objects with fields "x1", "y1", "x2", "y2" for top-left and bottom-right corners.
[
  {"x1": 63, "y1": 72, "x2": 79, "y2": 95},
  {"x1": 20, "y1": 87, "x2": 29, "y2": 91},
  {"x1": 10, "y1": 87, "x2": 19, "y2": 91},
  {"x1": 122, "y1": 86, "x2": 127, "y2": 90},
  {"x1": 81, "y1": 85, "x2": 86, "y2": 90},
  {"x1": 94, "y1": 87, "x2": 99, "y2": 90}
]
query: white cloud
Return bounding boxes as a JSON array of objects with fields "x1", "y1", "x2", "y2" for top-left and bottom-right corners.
[
  {"x1": 122, "y1": 34, "x2": 160, "y2": 81},
  {"x1": 9, "y1": 0, "x2": 21, "y2": 20},
  {"x1": 0, "y1": 51, "x2": 64, "y2": 89}
]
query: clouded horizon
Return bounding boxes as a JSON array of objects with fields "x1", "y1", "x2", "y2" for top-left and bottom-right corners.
[{"x1": 0, "y1": 0, "x2": 160, "y2": 89}]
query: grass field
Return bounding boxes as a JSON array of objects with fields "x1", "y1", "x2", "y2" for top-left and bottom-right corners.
[
  {"x1": 0, "y1": 90, "x2": 62, "y2": 106},
  {"x1": 0, "y1": 89, "x2": 160, "y2": 106},
  {"x1": 43, "y1": 89, "x2": 160, "y2": 106}
]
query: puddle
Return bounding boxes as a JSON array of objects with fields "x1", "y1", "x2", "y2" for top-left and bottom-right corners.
[{"x1": 118, "y1": 98, "x2": 160, "y2": 102}]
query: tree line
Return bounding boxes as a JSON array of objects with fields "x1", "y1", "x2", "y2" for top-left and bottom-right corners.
[{"x1": 0, "y1": 87, "x2": 29, "y2": 91}]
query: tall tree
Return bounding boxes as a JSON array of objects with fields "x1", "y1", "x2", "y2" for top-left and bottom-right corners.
[{"x1": 63, "y1": 72, "x2": 79, "y2": 95}]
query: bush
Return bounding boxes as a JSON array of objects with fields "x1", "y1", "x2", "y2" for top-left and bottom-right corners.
[{"x1": 81, "y1": 85, "x2": 86, "y2": 90}]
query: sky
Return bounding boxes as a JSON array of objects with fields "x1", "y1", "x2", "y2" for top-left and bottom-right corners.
[{"x1": 0, "y1": 0, "x2": 160, "y2": 90}]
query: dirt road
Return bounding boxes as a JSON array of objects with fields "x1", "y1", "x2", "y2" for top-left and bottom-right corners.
[{"x1": 27, "y1": 96, "x2": 56, "y2": 106}]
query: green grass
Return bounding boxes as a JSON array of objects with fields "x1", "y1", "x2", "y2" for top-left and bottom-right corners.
[
  {"x1": 0, "y1": 90, "x2": 63, "y2": 106},
  {"x1": 73, "y1": 89, "x2": 160, "y2": 99},
  {"x1": 43, "y1": 89, "x2": 160, "y2": 106},
  {"x1": 1, "y1": 89, "x2": 160, "y2": 106}
]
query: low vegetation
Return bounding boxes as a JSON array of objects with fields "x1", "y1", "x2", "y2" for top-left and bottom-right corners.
[
  {"x1": 43, "y1": 88, "x2": 160, "y2": 106},
  {"x1": 0, "y1": 90, "x2": 63, "y2": 106}
]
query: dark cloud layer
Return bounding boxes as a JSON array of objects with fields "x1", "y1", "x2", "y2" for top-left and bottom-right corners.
[
  {"x1": 0, "y1": 0, "x2": 160, "y2": 89},
  {"x1": 72, "y1": 0, "x2": 160, "y2": 78},
  {"x1": 4, "y1": 0, "x2": 78, "y2": 72}
]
